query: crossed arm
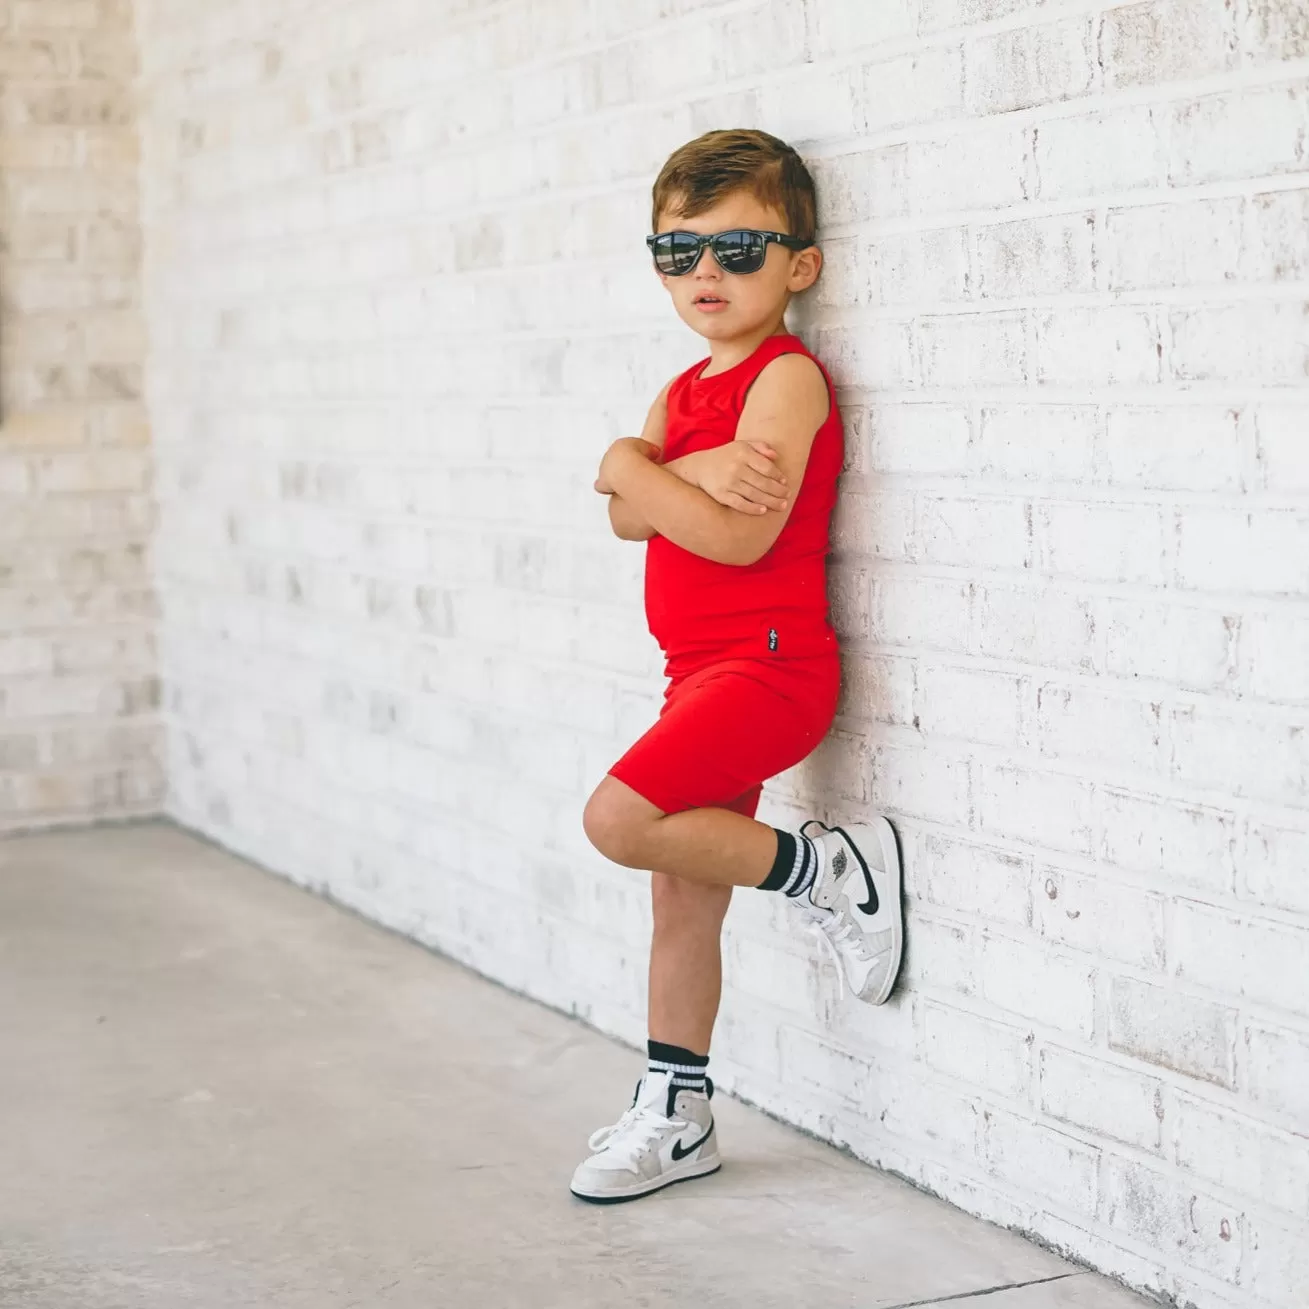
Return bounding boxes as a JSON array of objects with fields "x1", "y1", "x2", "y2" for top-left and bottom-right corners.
[{"x1": 598, "y1": 354, "x2": 830, "y2": 568}]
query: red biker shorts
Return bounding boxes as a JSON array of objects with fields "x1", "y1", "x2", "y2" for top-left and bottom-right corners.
[{"x1": 608, "y1": 653, "x2": 840, "y2": 818}]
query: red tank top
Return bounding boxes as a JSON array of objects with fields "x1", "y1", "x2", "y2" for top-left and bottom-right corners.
[{"x1": 644, "y1": 333, "x2": 843, "y2": 669}]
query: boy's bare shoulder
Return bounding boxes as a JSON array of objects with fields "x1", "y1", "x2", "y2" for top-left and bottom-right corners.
[{"x1": 743, "y1": 351, "x2": 829, "y2": 426}]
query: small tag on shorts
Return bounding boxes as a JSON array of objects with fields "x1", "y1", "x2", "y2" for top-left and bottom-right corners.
[{"x1": 768, "y1": 628, "x2": 779, "y2": 652}]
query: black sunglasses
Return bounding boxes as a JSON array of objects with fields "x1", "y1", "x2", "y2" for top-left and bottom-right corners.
[{"x1": 646, "y1": 228, "x2": 812, "y2": 276}]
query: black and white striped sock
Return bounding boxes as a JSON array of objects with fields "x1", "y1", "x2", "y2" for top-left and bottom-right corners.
[
  {"x1": 757, "y1": 829, "x2": 821, "y2": 900},
  {"x1": 647, "y1": 1039, "x2": 708, "y2": 1096}
]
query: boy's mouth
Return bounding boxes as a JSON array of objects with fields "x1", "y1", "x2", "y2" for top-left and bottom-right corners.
[{"x1": 693, "y1": 294, "x2": 729, "y2": 312}]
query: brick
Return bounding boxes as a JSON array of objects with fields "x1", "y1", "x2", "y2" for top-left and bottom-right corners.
[
  {"x1": 1041, "y1": 1046, "x2": 1164, "y2": 1151},
  {"x1": 1109, "y1": 975, "x2": 1237, "y2": 1087},
  {"x1": 917, "y1": 831, "x2": 1032, "y2": 927},
  {"x1": 812, "y1": 148, "x2": 910, "y2": 226},
  {"x1": 778, "y1": 1026, "x2": 873, "y2": 1108},
  {"x1": 1169, "y1": 83, "x2": 1309, "y2": 185},
  {"x1": 978, "y1": 931, "x2": 1097, "y2": 1036},
  {"x1": 867, "y1": 227, "x2": 969, "y2": 307},
  {"x1": 809, "y1": 236, "x2": 862, "y2": 310},
  {"x1": 828, "y1": 564, "x2": 872, "y2": 641},
  {"x1": 730, "y1": 938, "x2": 823, "y2": 1019},
  {"x1": 1107, "y1": 196, "x2": 1244, "y2": 293},
  {"x1": 1038, "y1": 682, "x2": 1163, "y2": 774},
  {"x1": 918, "y1": 311, "x2": 1028, "y2": 387},
  {"x1": 867, "y1": 740, "x2": 971, "y2": 824},
  {"x1": 1036, "y1": 866, "x2": 1166, "y2": 971},
  {"x1": 1247, "y1": 1211, "x2": 1309, "y2": 1307},
  {"x1": 1037, "y1": 308, "x2": 1160, "y2": 386},
  {"x1": 975, "y1": 406, "x2": 1098, "y2": 484},
  {"x1": 837, "y1": 653, "x2": 916, "y2": 727},
  {"x1": 1175, "y1": 507, "x2": 1309, "y2": 596},
  {"x1": 0, "y1": 35, "x2": 74, "y2": 77},
  {"x1": 866, "y1": 403, "x2": 971, "y2": 476},
  {"x1": 976, "y1": 583, "x2": 1096, "y2": 672},
  {"x1": 861, "y1": 46, "x2": 964, "y2": 133},
  {"x1": 0, "y1": 638, "x2": 51, "y2": 676},
  {"x1": 1172, "y1": 899, "x2": 1309, "y2": 1014},
  {"x1": 975, "y1": 212, "x2": 1095, "y2": 299},
  {"x1": 1255, "y1": 404, "x2": 1309, "y2": 491},
  {"x1": 1171, "y1": 301, "x2": 1309, "y2": 384},
  {"x1": 1103, "y1": 600, "x2": 1237, "y2": 693},
  {"x1": 1248, "y1": 189, "x2": 1309, "y2": 281},
  {"x1": 920, "y1": 0, "x2": 1032, "y2": 30},
  {"x1": 813, "y1": 320, "x2": 916, "y2": 389},
  {"x1": 873, "y1": 574, "x2": 973, "y2": 653},
  {"x1": 1242, "y1": 0, "x2": 1309, "y2": 59},
  {"x1": 804, "y1": 0, "x2": 917, "y2": 54},
  {"x1": 1171, "y1": 702, "x2": 1309, "y2": 806},
  {"x1": 965, "y1": 17, "x2": 1095, "y2": 115},
  {"x1": 1101, "y1": 1158, "x2": 1242, "y2": 1283},
  {"x1": 984, "y1": 1110, "x2": 1099, "y2": 1212},
  {"x1": 878, "y1": 1070, "x2": 982, "y2": 1159},
  {"x1": 904, "y1": 913, "x2": 978, "y2": 996},
  {"x1": 830, "y1": 489, "x2": 914, "y2": 559},
  {"x1": 904, "y1": 126, "x2": 1033, "y2": 216},
  {"x1": 1243, "y1": 817, "x2": 1309, "y2": 914},
  {"x1": 1246, "y1": 1022, "x2": 1309, "y2": 1124},
  {"x1": 1245, "y1": 611, "x2": 1309, "y2": 704},
  {"x1": 1100, "y1": 0, "x2": 1236, "y2": 88},
  {"x1": 1036, "y1": 501, "x2": 1168, "y2": 586},
  {"x1": 1174, "y1": 1092, "x2": 1309, "y2": 1218},
  {"x1": 13, "y1": 0, "x2": 99, "y2": 29},
  {"x1": 1036, "y1": 103, "x2": 1167, "y2": 200},
  {"x1": 757, "y1": 64, "x2": 862, "y2": 144},
  {"x1": 798, "y1": 729, "x2": 866, "y2": 805},
  {"x1": 0, "y1": 459, "x2": 33, "y2": 498},
  {"x1": 0, "y1": 735, "x2": 42, "y2": 770},
  {"x1": 1101, "y1": 405, "x2": 1243, "y2": 491},
  {"x1": 917, "y1": 494, "x2": 1031, "y2": 571},
  {"x1": 924, "y1": 1001, "x2": 1032, "y2": 1099},
  {"x1": 918, "y1": 664, "x2": 1026, "y2": 751},
  {"x1": 14, "y1": 83, "x2": 133, "y2": 126}
]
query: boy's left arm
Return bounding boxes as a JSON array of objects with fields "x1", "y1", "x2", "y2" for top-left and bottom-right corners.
[{"x1": 599, "y1": 354, "x2": 829, "y2": 567}]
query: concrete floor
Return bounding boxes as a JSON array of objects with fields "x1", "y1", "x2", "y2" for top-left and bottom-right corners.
[{"x1": 0, "y1": 824, "x2": 1149, "y2": 1309}]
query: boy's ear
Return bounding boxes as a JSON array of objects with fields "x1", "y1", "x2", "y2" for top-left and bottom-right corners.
[{"x1": 789, "y1": 245, "x2": 822, "y2": 293}]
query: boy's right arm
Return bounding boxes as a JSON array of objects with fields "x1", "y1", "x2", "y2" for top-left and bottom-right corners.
[{"x1": 606, "y1": 383, "x2": 671, "y2": 541}]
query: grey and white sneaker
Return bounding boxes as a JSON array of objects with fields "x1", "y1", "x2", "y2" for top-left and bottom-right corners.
[
  {"x1": 795, "y1": 817, "x2": 904, "y2": 1005},
  {"x1": 570, "y1": 1070, "x2": 720, "y2": 1204}
]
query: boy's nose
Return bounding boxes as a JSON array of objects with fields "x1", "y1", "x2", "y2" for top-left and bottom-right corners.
[{"x1": 690, "y1": 246, "x2": 721, "y2": 277}]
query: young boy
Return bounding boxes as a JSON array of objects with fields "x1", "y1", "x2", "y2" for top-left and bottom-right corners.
[{"x1": 572, "y1": 130, "x2": 904, "y2": 1204}]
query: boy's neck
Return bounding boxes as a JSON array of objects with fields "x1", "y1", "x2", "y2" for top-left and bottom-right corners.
[{"x1": 700, "y1": 315, "x2": 790, "y2": 379}]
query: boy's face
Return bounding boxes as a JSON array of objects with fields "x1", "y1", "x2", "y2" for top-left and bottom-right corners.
[{"x1": 653, "y1": 190, "x2": 821, "y2": 343}]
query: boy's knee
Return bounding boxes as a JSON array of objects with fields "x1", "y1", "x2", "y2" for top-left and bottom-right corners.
[{"x1": 583, "y1": 785, "x2": 649, "y2": 867}]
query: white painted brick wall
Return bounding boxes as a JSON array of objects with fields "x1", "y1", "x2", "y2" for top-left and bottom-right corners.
[
  {"x1": 131, "y1": 2, "x2": 1309, "y2": 1306},
  {"x1": 0, "y1": 0, "x2": 162, "y2": 831}
]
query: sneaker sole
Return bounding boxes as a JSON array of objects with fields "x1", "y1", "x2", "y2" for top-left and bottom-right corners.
[
  {"x1": 843, "y1": 817, "x2": 904, "y2": 1006},
  {"x1": 569, "y1": 1154, "x2": 722, "y2": 1205}
]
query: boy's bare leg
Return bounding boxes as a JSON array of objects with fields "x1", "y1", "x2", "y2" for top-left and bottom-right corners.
[
  {"x1": 649, "y1": 873, "x2": 732, "y2": 1054},
  {"x1": 585, "y1": 775, "x2": 779, "y2": 888}
]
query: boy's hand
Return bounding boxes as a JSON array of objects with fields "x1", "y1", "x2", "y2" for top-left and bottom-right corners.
[
  {"x1": 669, "y1": 441, "x2": 788, "y2": 515},
  {"x1": 595, "y1": 437, "x2": 659, "y2": 494}
]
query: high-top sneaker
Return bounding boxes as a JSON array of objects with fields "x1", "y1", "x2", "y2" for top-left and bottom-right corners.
[
  {"x1": 570, "y1": 1070, "x2": 720, "y2": 1204},
  {"x1": 794, "y1": 817, "x2": 904, "y2": 1005}
]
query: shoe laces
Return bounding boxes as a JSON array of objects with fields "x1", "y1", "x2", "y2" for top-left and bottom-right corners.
[
  {"x1": 808, "y1": 907, "x2": 876, "y2": 999},
  {"x1": 587, "y1": 1105, "x2": 685, "y2": 1166}
]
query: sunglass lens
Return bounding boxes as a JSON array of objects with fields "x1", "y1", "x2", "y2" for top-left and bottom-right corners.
[
  {"x1": 652, "y1": 233, "x2": 701, "y2": 275},
  {"x1": 713, "y1": 230, "x2": 766, "y2": 273}
]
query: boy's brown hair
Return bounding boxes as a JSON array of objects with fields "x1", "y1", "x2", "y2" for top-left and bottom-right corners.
[{"x1": 651, "y1": 129, "x2": 818, "y2": 245}]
